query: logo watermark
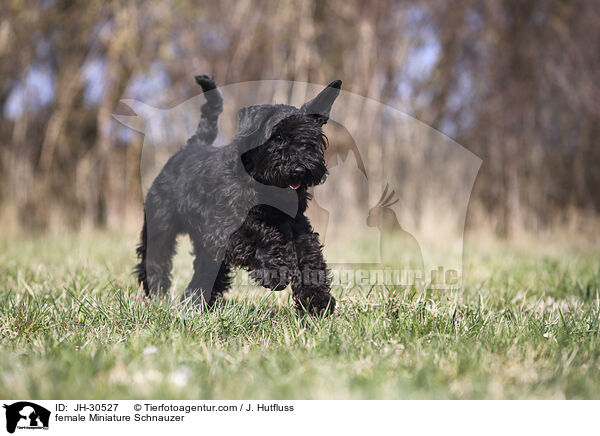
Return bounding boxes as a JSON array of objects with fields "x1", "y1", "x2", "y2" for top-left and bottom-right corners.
[
  {"x1": 114, "y1": 80, "x2": 480, "y2": 296},
  {"x1": 3, "y1": 402, "x2": 50, "y2": 434}
]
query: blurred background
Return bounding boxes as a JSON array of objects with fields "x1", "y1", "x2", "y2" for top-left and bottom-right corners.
[{"x1": 1, "y1": 0, "x2": 599, "y2": 239}]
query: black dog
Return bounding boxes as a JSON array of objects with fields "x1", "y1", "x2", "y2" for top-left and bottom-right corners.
[{"x1": 135, "y1": 76, "x2": 341, "y2": 314}]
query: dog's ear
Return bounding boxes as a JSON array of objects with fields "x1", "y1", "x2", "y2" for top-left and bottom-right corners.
[
  {"x1": 236, "y1": 105, "x2": 274, "y2": 152},
  {"x1": 237, "y1": 105, "x2": 267, "y2": 139},
  {"x1": 237, "y1": 104, "x2": 296, "y2": 152},
  {"x1": 301, "y1": 80, "x2": 342, "y2": 125}
]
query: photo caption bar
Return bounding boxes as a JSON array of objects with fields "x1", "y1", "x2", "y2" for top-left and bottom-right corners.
[{"x1": 1, "y1": 400, "x2": 596, "y2": 435}]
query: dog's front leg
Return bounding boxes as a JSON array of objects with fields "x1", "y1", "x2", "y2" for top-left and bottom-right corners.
[
  {"x1": 227, "y1": 220, "x2": 295, "y2": 291},
  {"x1": 290, "y1": 215, "x2": 335, "y2": 315}
]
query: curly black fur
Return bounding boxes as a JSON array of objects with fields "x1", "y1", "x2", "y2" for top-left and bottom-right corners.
[{"x1": 135, "y1": 76, "x2": 341, "y2": 315}]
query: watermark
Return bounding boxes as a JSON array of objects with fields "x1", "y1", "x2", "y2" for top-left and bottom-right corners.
[
  {"x1": 114, "y1": 80, "x2": 480, "y2": 297},
  {"x1": 229, "y1": 267, "x2": 459, "y2": 290}
]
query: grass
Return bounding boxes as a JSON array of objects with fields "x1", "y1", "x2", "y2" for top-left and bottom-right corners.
[{"x1": 0, "y1": 232, "x2": 599, "y2": 399}]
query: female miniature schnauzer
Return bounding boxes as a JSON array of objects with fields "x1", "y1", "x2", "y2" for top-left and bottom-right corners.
[{"x1": 135, "y1": 76, "x2": 341, "y2": 314}]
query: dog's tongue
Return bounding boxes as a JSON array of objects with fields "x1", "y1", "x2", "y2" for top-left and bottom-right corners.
[{"x1": 289, "y1": 181, "x2": 301, "y2": 190}]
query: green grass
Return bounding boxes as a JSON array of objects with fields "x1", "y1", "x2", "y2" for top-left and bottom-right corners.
[{"x1": 0, "y1": 232, "x2": 599, "y2": 399}]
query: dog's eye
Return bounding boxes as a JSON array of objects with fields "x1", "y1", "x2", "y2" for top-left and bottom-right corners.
[{"x1": 273, "y1": 135, "x2": 283, "y2": 141}]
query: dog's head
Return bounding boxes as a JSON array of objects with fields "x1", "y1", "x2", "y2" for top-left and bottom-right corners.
[{"x1": 238, "y1": 80, "x2": 341, "y2": 192}]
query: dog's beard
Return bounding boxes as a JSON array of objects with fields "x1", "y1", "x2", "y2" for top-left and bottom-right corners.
[{"x1": 244, "y1": 150, "x2": 327, "y2": 190}]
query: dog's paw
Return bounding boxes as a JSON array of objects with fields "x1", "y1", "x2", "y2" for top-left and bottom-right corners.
[{"x1": 295, "y1": 292, "x2": 336, "y2": 316}]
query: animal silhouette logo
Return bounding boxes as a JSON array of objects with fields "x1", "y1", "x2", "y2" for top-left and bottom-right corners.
[
  {"x1": 366, "y1": 184, "x2": 424, "y2": 270},
  {"x1": 313, "y1": 152, "x2": 381, "y2": 264},
  {"x1": 114, "y1": 80, "x2": 482, "y2": 290},
  {"x1": 3, "y1": 402, "x2": 50, "y2": 433}
]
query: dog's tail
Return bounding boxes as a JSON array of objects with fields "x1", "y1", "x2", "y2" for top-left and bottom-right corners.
[
  {"x1": 192, "y1": 75, "x2": 223, "y2": 145},
  {"x1": 134, "y1": 212, "x2": 149, "y2": 296}
]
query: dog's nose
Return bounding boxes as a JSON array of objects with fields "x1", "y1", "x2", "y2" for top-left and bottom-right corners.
[{"x1": 293, "y1": 166, "x2": 304, "y2": 175}]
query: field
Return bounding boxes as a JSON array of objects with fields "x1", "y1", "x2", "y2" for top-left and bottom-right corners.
[{"x1": 1, "y1": 232, "x2": 599, "y2": 399}]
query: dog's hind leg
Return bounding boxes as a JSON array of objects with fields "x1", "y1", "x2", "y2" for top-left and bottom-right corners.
[
  {"x1": 182, "y1": 239, "x2": 231, "y2": 308},
  {"x1": 139, "y1": 212, "x2": 178, "y2": 297},
  {"x1": 134, "y1": 213, "x2": 149, "y2": 293}
]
